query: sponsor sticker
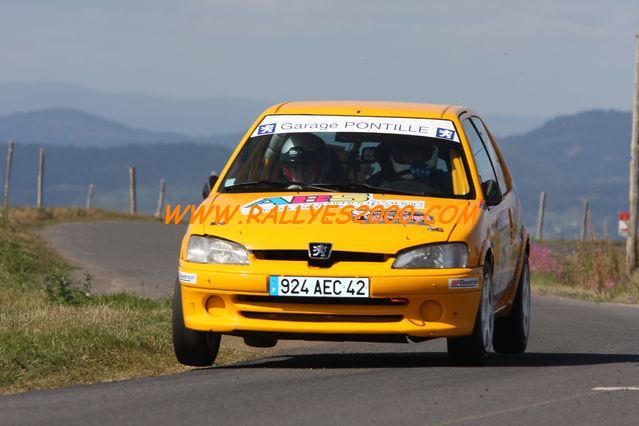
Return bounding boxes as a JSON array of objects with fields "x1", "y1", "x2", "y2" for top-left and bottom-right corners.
[
  {"x1": 448, "y1": 278, "x2": 479, "y2": 289},
  {"x1": 241, "y1": 193, "x2": 424, "y2": 214},
  {"x1": 257, "y1": 123, "x2": 276, "y2": 135},
  {"x1": 436, "y1": 128, "x2": 456, "y2": 140},
  {"x1": 250, "y1": 115, "x2": 460, "y2": 142},
  {"x1": 178, "y1": 271, "x2": 197, "y2": 284}
]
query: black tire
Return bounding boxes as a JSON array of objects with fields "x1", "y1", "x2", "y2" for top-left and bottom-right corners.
[
  {"x1": 493, "y1": 254, "x2": 531, "y2": 354},
  {"x1": 172, "y1": 281, "x2": 221, "y2": 367},
  {"x1": 447, "y1": 262, "x2": 494, "y2": 366}
]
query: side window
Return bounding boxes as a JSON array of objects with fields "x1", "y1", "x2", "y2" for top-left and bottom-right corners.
[
  {"x1": 470, "y1": 117, "x2": 508, "y2": 194},
  {"x1": 462, "y1": 118, "x2": 497, "y2": 187}
]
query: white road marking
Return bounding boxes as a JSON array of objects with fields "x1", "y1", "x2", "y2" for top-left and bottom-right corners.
[{"x1": 592, "y1": 386, "x2": 639, "y2": 391}]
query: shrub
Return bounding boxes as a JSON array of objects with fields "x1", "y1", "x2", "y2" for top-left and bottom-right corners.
[
  {"x1": 560, "y1": 240, "x2": 623, "y2": 294},
  {"x1": 45, "y1": 272, "x2": 92, "y2": 306},
  {"x1": 530, "y1": 240, "x2": 624, "y2": 296},
  {"x1": 529, "y1": 243, "x2": 564, "y2": 276}
]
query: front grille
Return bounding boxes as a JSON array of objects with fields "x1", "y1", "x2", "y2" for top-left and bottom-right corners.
[
  {"x1": 252, "y1": 250, "x2": 388, "y2": 263},
  {"x1": 240, "y1": 312, "x2": 403, "y2": 323},
  {"x1": 236, "y1": 295, "x2": 407, "y2": 306}
]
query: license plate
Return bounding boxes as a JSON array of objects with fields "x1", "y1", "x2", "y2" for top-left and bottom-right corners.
[{"x1": 269, "y1": 276, "x2": 370, "y2": 298}]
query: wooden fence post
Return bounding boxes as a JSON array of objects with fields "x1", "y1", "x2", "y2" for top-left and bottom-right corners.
[
  {"x1": 581, "y1": 199, "x2": 590, "y2": 241},
  {"x1": 129, "y1": 166, "x2": 137, "y2": 214},
  {"x1": 37, "y1": 147, "x2": 45, "y2": 208},
  {"x1": 628, "y1": 13, "x2": 639, "y2": 273},
  {"x1": 4, "y1": 140, "x2": 15, "y2": 212},
  {"x1": 86, "y1": 184, "x2": 94, "y2": 211},
  {"x1": 536, "y1": 191, "x2": 546, "y2": 240},
  {"x1": 154, "y1": 178, "x2": 165, "y2": 218}
]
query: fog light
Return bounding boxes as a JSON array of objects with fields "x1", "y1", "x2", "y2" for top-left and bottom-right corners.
[
  {"x1": 420, "y1": 300, "x2": 442, "y2": 322},
  {"x1": 205, "y1": 296, "x2": 226, "y2": 316}
]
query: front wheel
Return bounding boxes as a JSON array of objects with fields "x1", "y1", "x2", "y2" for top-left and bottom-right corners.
[
  {"x1": 172, "y1": 281, "x2": 221, "y2": 367},
  {"x1": 493, "y1": 254, "x2": 531, "y2": 354},
  {"x1": 447, "y1": 262, "x2": 494, "y2": 366}
]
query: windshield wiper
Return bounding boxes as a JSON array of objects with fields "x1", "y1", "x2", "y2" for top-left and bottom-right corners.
[
  {"x1": 312, "y1": 182, "x2": 420, "y2": 197},
  {"x1": 223, "y1": 180, "x2": 337, "y2": 192}
]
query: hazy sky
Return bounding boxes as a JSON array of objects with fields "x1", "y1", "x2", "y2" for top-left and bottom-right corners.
[{"x1": 0, "y1": 0, "x2": 636, "y2": 116}]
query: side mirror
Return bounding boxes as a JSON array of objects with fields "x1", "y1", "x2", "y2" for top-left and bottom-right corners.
[
  {"x1": 202, "y1": 174, "x2": 219, "y2": 199},
  {"x1": 481, "y1": 180, "x2": 503, "y2": 207}
]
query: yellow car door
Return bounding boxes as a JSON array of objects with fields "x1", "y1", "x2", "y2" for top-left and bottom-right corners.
[
  {"x1": 471, "y1": 117, "x2": 522, "y2": 292},
  {"x1": 461, "y1": 117, "x2": 510, "y2": 297}
]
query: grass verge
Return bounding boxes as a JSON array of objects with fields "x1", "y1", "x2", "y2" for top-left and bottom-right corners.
[
  {"x1": 530, "y1": 240, "x2": 639, "y2": 304},
  {"x1": 0, "y1": 207, "x2": 252, "y2": 395}
]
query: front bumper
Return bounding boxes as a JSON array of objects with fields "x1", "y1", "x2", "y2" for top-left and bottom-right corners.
[{"x1": 178, "y1": 260, "x2": 483, "y2": 339}]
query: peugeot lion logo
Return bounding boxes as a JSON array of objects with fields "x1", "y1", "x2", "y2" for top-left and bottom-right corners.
[{"x1": 309, "y1": 243, "x2": 332, "y2": 260}]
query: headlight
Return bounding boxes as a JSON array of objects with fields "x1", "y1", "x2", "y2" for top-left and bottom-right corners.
[
  {"x1": 186, "y1": 235, "x2": 249, "y2": 265},
  {"x1": 392, "y1": 243, "x2": 468, "y2": 269}
]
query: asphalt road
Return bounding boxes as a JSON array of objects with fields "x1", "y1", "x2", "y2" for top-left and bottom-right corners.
[
  {"x1": 39, "y1": 220, "x2": 186, "y2": 298},
  {"x1": 4, "y1": 221, "x2": 638, "y2": 425}
]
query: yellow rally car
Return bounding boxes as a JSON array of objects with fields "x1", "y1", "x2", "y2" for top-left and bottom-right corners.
[{"x1": 173, "y1": 101, "x2": 530, "y2": 366}]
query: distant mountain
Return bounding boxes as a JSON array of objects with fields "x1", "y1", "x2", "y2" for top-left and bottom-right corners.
[
  {"x1": 0, "y1": 108, "x2": 187, "y2": 146},
  {"x1": 0, "y1": 108, "x2": 243, "y2": 147},
  {"x1": 0, "y1": 82, "x2": 271, "y2": 136},
  {"x1": 0, "y1": 82, "x2": 547, "y2": 137},
  {"x1": 498, "y1": 109, "x2": 630, "y2": 239}
]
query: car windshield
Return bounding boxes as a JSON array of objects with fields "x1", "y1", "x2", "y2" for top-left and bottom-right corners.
[{"x1": 220, "y1": 131, "x2": 473, "y2": 198}]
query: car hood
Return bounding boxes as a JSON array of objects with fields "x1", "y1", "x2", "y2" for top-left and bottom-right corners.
[{"x1": 195, "y1": 192, "x2": 475, "y2": 254}]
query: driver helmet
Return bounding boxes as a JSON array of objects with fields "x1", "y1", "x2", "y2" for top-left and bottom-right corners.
[
  {"x1": 279, "y1": 133, "x2": 328, "y2": 182},
  {"x1": 389, "y1": 142, "x2": 435, "y2": 180}
]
